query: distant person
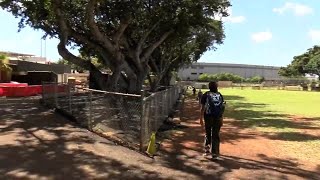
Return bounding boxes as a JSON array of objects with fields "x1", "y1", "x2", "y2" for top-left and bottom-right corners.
[
  {"x1": 200, "y1": 81, "x2": 225, "y2": 159},
  {"x1": 197, "y1": 89, "x2": 203, "y2": 105},
  {"x1": 192, "y1": 87, "x2": 196, "y2": 95}
]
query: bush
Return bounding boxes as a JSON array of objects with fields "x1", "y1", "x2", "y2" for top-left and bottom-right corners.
[
  {"x1": 198, "y1": 74, "x2": 209, "y2": 82},
  {"x1": 0, "y1": 54, "x2": 6, "y2": 61},
  {"x1": 249, "y1": 76, "x2": 264, "y2": 83},
  {"x1": 198, "y1": 73, "x2": 245, "y2": 83},
  {"x1": 198, "y1": 73, "x2": 264, "y2": 83}
]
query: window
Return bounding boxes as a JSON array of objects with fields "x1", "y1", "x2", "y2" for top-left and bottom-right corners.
[
  {"x1": 199, "y1": 73, "x2": 203, "y2": 75},
  {"x1": 191, "y1": 73, "x2": 197, "y2": 75}
]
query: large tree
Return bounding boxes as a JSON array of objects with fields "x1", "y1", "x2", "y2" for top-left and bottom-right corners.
[
  {"x1": 148, "y1": 20, "x2": 225, "y2": 91},
  {"x1": 0, "y1": 0, "x2": 230, "y2": 93},
  {"x1": 279, "y1": 46, "x2": 320, "y2": 80},
  {"x1": 57, "y1": 56, "x2": 106, "y2": 73}
]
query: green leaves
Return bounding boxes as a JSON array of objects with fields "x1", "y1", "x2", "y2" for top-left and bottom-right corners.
[
  {"x1": 1, "y1": 0, "x2": 231, "y2": 91},
  {"x1": 280, "y1": 45, "x2": 320, "y2": 79},
  {"x1": 198, "y1": 73, "x2": 264, "y2": 83},
  {"x1": 0, "y1": 54, "x2": 6, "y2": 61},
  {"x1": 199, "y1": 73, "x2": 247, "y2": 83}
]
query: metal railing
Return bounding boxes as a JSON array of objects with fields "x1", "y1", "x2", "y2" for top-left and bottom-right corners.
[{"x1": 41, "y1": 82, "x2": 183, "y2": 151}]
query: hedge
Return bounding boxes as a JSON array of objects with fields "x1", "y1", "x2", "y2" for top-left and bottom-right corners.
[{"x1": 198, "y1": 73, "x2": 264, "y2": 83}]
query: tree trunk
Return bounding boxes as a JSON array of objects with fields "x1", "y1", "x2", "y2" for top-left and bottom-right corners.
[
  {"x1": 106, "y1": 68, "x2": 121, "y2": 91},
  {"x1": 149, "y1": 75, "x2": 162, "y2": 92},
  {"x1": 89, "y1": 64, "x2": 108, "y2": 90},
  {"x1": 126, "y1": 74, "x2": 145, "y2": 94},
  {"x1": 160, "y1": 72, "x2": 173, "y2": 87}
]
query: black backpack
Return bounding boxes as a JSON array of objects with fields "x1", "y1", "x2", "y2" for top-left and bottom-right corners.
[{"x1": 204, "y1": 92, "x2": 223, "y2": 118}]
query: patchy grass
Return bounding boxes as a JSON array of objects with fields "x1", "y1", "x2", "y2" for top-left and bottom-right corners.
[
  {"x1": 195, "y1": 88, "x2": 320, "y2": 161},
  {"x1": 214, "y1": 89, "x2": 320, "y2": 131},
  {"x1": 220, "y1": 89, "x2": 320, "y2": 118}
]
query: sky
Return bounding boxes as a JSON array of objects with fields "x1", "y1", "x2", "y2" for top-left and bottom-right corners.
[{"x1": 0, "y1": 0, "x2": 320, "y2": 67}]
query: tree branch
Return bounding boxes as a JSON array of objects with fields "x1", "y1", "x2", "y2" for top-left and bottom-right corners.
[
  {"x1": 140, "y1": 29, "x2": 174, "y2": 63},
  {"x1": 52, "y1": 0, "x2": 102, "y2": 75},
  {"x1": 149, "y1": 57, "x2": 160, "y2": 75},
  {"x1": 136, "y1": 21, "x2": 160, "y2": 56},
  {"x1": 113, "y1": 18, "x2": 131, "y2": 47},
  {"x1": 86, "y1": 0, "x2": 115, "y2": 52},
  {"x1": 122, "y1": 34, "x2": 144, "y2": 73},
  {"x1": 70, "y1": 30, "x2": 117, "y2": 69}
]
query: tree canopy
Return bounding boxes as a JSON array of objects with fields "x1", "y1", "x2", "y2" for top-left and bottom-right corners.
[
  {"x1": 57, "y1": 56, "x2": 106, "y2": 73},
  {"x1": 148, "y1": 19, "x2": 225, "y2": 90},
  {"x1": 0, "y1": 0, "x2": 231, "y2": 93},
  {"x1": 279, "y1": 46, "x2": 320, "y2": 80}
]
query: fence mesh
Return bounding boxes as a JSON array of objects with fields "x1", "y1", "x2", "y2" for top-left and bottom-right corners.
[
  {"x1": 140, "y1": 86, "x2": 181, "y2": 148},
  {"x1": 41, "y1": 82, "x2": 182, "y2": 150}
]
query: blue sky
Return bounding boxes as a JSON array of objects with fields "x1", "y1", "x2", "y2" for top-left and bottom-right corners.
[{"x1": 1, "y1": 0, "x2": 320, "y2": 67}]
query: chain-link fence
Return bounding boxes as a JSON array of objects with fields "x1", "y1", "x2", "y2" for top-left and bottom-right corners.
[
  {"x1": 140, "y1": 86, "x2": 182, "y2": 149},
  {"x1": 41, "y1": 82, "x2": 183, "y2": 151}
]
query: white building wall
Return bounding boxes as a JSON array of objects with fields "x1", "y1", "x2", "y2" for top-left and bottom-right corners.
[{"x1": 178, "y1": 63, "x2": 281, "y2": 81}]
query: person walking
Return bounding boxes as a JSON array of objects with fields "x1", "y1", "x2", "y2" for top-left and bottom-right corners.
[
  {"x1": 199, "y1": 81, "x2": 225, "y2": 159},
  {"x1": 197, "y1": 89, "x2": 203, "y2": 105},
  {"x1": 192, "y1": 86, "x2": 196, "y2": 96}
]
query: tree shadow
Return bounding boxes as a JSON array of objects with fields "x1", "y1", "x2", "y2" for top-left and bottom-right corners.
[
  {"x1": 223, "y1": 95, "x2": 245, "y2": 101},
  {"x1": 223, "y1": 95, "x2": 320, "y2": 138},
  {"x1": 178, "y1": 98, "x2": 259, "y2": 145},
  {"x1": 157, "y1": 97, "x2": 320, "y2": 179},
  {"x1": 213, "y1": 154, "x2": 320, "y2": 179},
  {"x1": 266, "y1": 132, "x2": 320, "y2": 141},
  {"x1": 0, "y1": 99, "x2": 166, "y2": 179}
]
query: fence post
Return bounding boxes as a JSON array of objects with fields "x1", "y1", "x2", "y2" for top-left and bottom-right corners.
[
  {"x1": 140, "y1": 90, "x2": 145, "y2": 151},
  {"x1": 168, "y1": 88, "x2": 170, "y2": 109},
  {"x1": 68, "y1": 83, "x2": 72, "y2": 113},
  {"x1": 41, "y1": 82, "x2": 45, "y2": 104},
  {"x1": 169, "y1": 88, "x2": 172, "y2": 111},
  {"x1": 155, "y1": 94, "x2": 159, "y2": 130},
  {"x1": 162, "y1": 91, "x2": 165, "y2": 120},
  {"x1": 89, "y1": 90, "x2": 93, "y2": 130},
  {"x1": 54, "y1": 83, "x2": 58, "y2": 108}
]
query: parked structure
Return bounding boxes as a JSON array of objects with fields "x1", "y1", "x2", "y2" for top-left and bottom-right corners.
[
  {"x1": 1, "y1": 51, "x2": 71, "y2": 84},
  {"x1": 8, "y1": 60, "x2": 71, "y2": 84},
  {"x1": 178, "y1": 62, "x2": 281, "y2": 81},
  {"x1": 0, "y1": 51, "x2": 48, "y2": 63}
]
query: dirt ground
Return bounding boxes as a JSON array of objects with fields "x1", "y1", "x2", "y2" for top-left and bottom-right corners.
[
  {"x1": 160, "y1": 98, "x2": 320, "y2": 180},
  {"x1": 0, "y1": 97, "x2": 319, "y2": 179}
]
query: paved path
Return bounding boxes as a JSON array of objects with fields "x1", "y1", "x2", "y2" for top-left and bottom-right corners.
[{"x1": 0, "y1": 98, "x2": 192, "y2": 179}]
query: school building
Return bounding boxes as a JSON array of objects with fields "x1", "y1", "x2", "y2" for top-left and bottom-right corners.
[{"x1": 177, "y1": 62, "x2": 281, "y2": 81}]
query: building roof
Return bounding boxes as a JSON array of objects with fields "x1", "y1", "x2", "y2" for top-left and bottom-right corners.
[
  {"x1": 190, "y1": 62, "x2": 281, "y2": 70},
  {"x1": 0, "y1": 51, "x2": 35, "y2": 57}
]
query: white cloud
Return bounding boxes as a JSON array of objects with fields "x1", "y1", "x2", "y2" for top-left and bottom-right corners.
[
  {"x1": 223, "y1": 8, "x2": 246, "y2": 23},
  {"x1": 309, "y1": 29, "x2": 320, "y2": 42},
  {"x1": 213, "y1": 8, "x2": 246, "y2": 23},
  {"x1": 273, "y1": 2, "x2": 313, "y2": 16},
  {"x1": 251, "y1": 31, "x2": 273, "y2": 43}
]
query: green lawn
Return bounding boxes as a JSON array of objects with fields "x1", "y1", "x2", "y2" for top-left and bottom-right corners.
[
  {"x1": 220, "y1": 88, "x2": 320, "y2": 118},
  {"x1": 213, "y1": 88, "x2": 320, "y2": 131}
]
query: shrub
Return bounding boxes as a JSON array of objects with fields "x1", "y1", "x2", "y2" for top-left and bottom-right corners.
[
  {"x1": 198, "y1": 73, "x2": 246, "y2": 83},
  {"x1": 198, "y1": 74, "x2": 209, "y2": 82},
  {"x1": 198, "y1": 73, "x2": 265, "y2": 83},
  {"x1": 249, "y1": 76, "x2": 264, "y2": 83}
]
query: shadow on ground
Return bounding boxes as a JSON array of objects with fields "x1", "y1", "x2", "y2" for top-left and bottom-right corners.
[
  {"x1": 158, "y1": 97, "x2": 320, "y2": 179},
  {"x1": 0, "y1": 98, "x2": 164, "y2": 179},
  {"x1": 223, "y1": 95, "x2": 320, "y2": 140}
]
